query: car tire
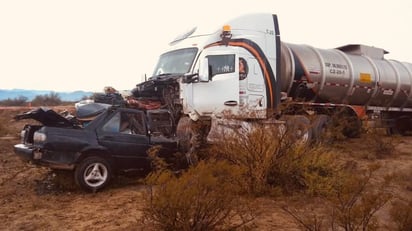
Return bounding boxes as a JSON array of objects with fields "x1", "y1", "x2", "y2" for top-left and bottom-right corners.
[{"x1": 75, "y1": 156, "x2": 112, "y2": 192}]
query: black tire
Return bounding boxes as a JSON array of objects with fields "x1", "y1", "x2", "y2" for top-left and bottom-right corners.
[
  {"x1": 285, "y1": 115, "x2": 313, "y2": 146},
  {"x1": 176, "y1": 116, "x2": 192, "y2": 153},
  {"x1": 75, "y1": 156, "x2": 112, "y2": 192},
  {"x1": 312, "y1": 115, "x2": 332, "y2": 143},
  {"x1": 341, "y1": 116, "x2": 362, "y2": 138},
  {"x1": 393, "y1": 116, "x2": 411, "y2": 136}
]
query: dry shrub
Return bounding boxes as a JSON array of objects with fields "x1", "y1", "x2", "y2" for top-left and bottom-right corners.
[
  {"x1": 390, "y1": 199, "x2": 412, "y2": 231},
  {"x1": 282, "y1": 205, "x2": 326, "y2": 231},
  {"x1": 210, "y1": 122, "x2": 279, "y2": 195},
  {"x1": 283, "y1": 165, "x2": 393, "y2": 231},
  {"x1": 327, "y1": 164, "x2": 393, "y2": 231},
  {"x1": 269, "y1": 145, "x2": 338, "y2": 196},
  {"x1": 211, "y1": 122, "x2": 338, "y2": 196},
  {"x1": 362, "y1": 128, "x2": 396, "y2": 159},
  {"x1": 141, "y1": 160, "x2": 257, "y2": 231}
]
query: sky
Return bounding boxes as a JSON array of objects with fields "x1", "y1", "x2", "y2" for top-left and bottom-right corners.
[{"x1": 1, "y1": 0, "x2": 412, "y2": 92}]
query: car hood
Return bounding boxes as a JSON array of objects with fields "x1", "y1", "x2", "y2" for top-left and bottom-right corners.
[{"x1": 14, "y1": 107, "x2": 76, "y2": 127}]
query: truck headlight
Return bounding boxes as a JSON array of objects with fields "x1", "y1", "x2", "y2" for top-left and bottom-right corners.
[{"x1": 33, "y1": 132, "x2": 46, "y2": 142}]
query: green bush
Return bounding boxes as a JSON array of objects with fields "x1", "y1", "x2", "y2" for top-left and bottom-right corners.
[{"x1": 141, "y1": 160, "x2": 257, "y2": 231}]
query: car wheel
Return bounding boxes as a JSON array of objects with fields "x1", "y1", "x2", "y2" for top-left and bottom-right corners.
[{"x1": 75, "y1": 156, "x2": 112, "y2": 192}]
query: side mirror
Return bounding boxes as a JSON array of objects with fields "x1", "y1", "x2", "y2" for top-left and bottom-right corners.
[{"x1": 198, "y1": 58, "x2": 210, "y2": 82}]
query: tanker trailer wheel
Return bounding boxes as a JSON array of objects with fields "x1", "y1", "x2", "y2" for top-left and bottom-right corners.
[
  {"x1": 341, "y1": 116, "x2": 362, "y2": 138},
  {"x1": 75, "y1": 156, "x2": 112, "y2": 192},
  {"x1": 391, "y1": 116, "x2": 412, "y2": 136},
  {"x1": 285, "y1": 115, "x2": 313, "y2": 146},
  {"x1": 312, "y1": 114, "x2": 332, "y2": 144}
]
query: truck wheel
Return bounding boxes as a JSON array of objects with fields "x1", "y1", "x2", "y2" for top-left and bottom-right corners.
[
  {"x1": 176, "y1": 116, "x2": 191, "y2": 153},
  {"x1": 341, "y1": 116, "x2": 362, "y2": 138},
  {"x1": 285, "y1": 115, "x2": 313, "y2": 146},
  {"x1": 392, "y1": 116, "x2": 412, "y2": 136},
  {"x1": 75, "y1": 156, "x2": 112, "y2": 192},
  {"x1": 312, "y1": 115, "x2": 332, "y2": 143}
]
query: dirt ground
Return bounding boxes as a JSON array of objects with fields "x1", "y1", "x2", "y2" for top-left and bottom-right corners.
[{"x1": 0, "y1": 107, "x2": 411, "y2": 230}]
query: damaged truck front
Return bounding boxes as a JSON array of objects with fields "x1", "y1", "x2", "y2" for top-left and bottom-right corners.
[{"x1": 14, "y1": 106, "x2": 186, "y2": 192}]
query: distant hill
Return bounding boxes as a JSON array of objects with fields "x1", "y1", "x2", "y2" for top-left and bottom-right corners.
[{"x1": 0, "y1": 89, "x2": 94, "y2": 102}]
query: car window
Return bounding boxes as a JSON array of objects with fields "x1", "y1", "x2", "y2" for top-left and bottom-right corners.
[
  {"x1": 102, "y1": 111, "x2": 146, "y2": 135},
  {"x1": 102, "y1": 112, "x2": 121, "y2": 132}
]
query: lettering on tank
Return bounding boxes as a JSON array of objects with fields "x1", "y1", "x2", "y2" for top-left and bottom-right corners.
[{"x1": 325, "y1": 62, "x2": 348, "y2": 75}]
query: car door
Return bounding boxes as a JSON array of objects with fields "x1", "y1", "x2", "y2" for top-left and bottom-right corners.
[{"x1": 97, "y1": 109, "x2": 151, "y2": 171}]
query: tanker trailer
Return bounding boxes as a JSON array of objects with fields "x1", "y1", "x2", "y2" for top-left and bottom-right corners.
[{"x1": 280, "y1": 42, "x2": 412, "y2": 136}]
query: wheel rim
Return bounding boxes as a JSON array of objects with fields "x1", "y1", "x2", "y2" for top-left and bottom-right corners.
[
  {"x1": 83, "y1": 163, "x2": 108, "y2": 188},
  {"x1": 296, "y1": 128, "x2": 310, "y2": 145}
]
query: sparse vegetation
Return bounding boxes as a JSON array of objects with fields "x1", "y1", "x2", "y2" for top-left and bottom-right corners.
[
  {"x1": 210, "y1": 122, "x2": 338, "y2": 196},
  {"x1": 326, "y1": 164, "x2": 393, "y2": 231},
  {"x1": 139, "y1": 118, "x2": 410, "y2": 230},
  {"x1": 1, "y1": 107, "x2": 411, "y2": 230},
  {"x1": 0, "y1": 96, "x2": 29, "y2": 106},
  {"x1": 31, "y1": 92, "x2": 62, "y2": 106},
  {"x1": 141, "y1": 160, "x2": 257, "y2": 230},
  {"x1": 282, "y1": 165, "x2": 394, "y2": 231}
]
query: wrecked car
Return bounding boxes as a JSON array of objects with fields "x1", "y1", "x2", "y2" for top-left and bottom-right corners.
[{"x1": 14, "y1": 105, "x2": 186, "y2": 192}]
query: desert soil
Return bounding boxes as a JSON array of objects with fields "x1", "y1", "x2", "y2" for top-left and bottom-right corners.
[{"x1": 0, "y1": 107, "x2": 411, "y2": 230}]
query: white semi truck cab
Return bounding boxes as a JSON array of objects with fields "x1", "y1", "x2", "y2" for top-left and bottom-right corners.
[{"x1": 152, "y1": 14, "x2": 281, "y2": 121}]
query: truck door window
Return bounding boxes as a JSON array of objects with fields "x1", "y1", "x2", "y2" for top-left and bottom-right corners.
[
  {"x1": 207, "y1": 54, "x2": 235, "y2": 77},
  {"x1": 239, "y1": 57, "x2": 249, "y2": 80}
]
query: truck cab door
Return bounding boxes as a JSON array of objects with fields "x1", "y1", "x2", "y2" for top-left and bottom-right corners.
[{"x1": 191, "y1": 47, "x2": 240, "y2": 118}]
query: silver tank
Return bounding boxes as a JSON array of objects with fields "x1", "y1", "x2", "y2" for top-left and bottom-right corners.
[{"x1": 280, "y1": 42, "x2": 412, "y2": 108}]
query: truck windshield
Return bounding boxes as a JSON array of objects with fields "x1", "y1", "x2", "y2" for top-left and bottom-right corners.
[{"x1": 152, "y1": 48, "x2": 198, "y2": 76}]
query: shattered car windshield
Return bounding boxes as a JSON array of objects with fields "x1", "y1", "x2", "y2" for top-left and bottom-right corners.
[{"x1": 152, "y1": 48, "x2": 198, "y2": 76}]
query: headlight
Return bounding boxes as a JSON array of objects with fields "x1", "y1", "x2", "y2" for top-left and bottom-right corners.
[{"x1": 33, "y1": 132, "x2": 47, "y2": 142}]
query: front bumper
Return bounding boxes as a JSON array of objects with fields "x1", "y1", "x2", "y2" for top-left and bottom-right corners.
[
  {"x1": 14, "y1": 143, "x2": 36, "y2": 161},
  {"x1": 14, "y1": 144, "x2": 76, "y2": 170}
]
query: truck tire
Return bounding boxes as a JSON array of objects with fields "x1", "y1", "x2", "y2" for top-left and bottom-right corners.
[
  {"x1": 75, "y1": 156, "x2": 112, "y2": 192},
  {"x1": 392, "y1": 116, "x2": 412, "y2": 136},
  {"x1": 176, "y1": 117, "x2": 211, "y2": 166},
  {"x1": 341, "y1": 116, "x2": 362, "y2": 138},
  {"x1": 285, "y1": 115, "x2": 313, "y2": 146},
  {"x1": 312, "y1": 115, "x2": 332, "y2": 143},
  {"x1": 176, "y1": 116, "x2": 192, "y2": 153}
]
